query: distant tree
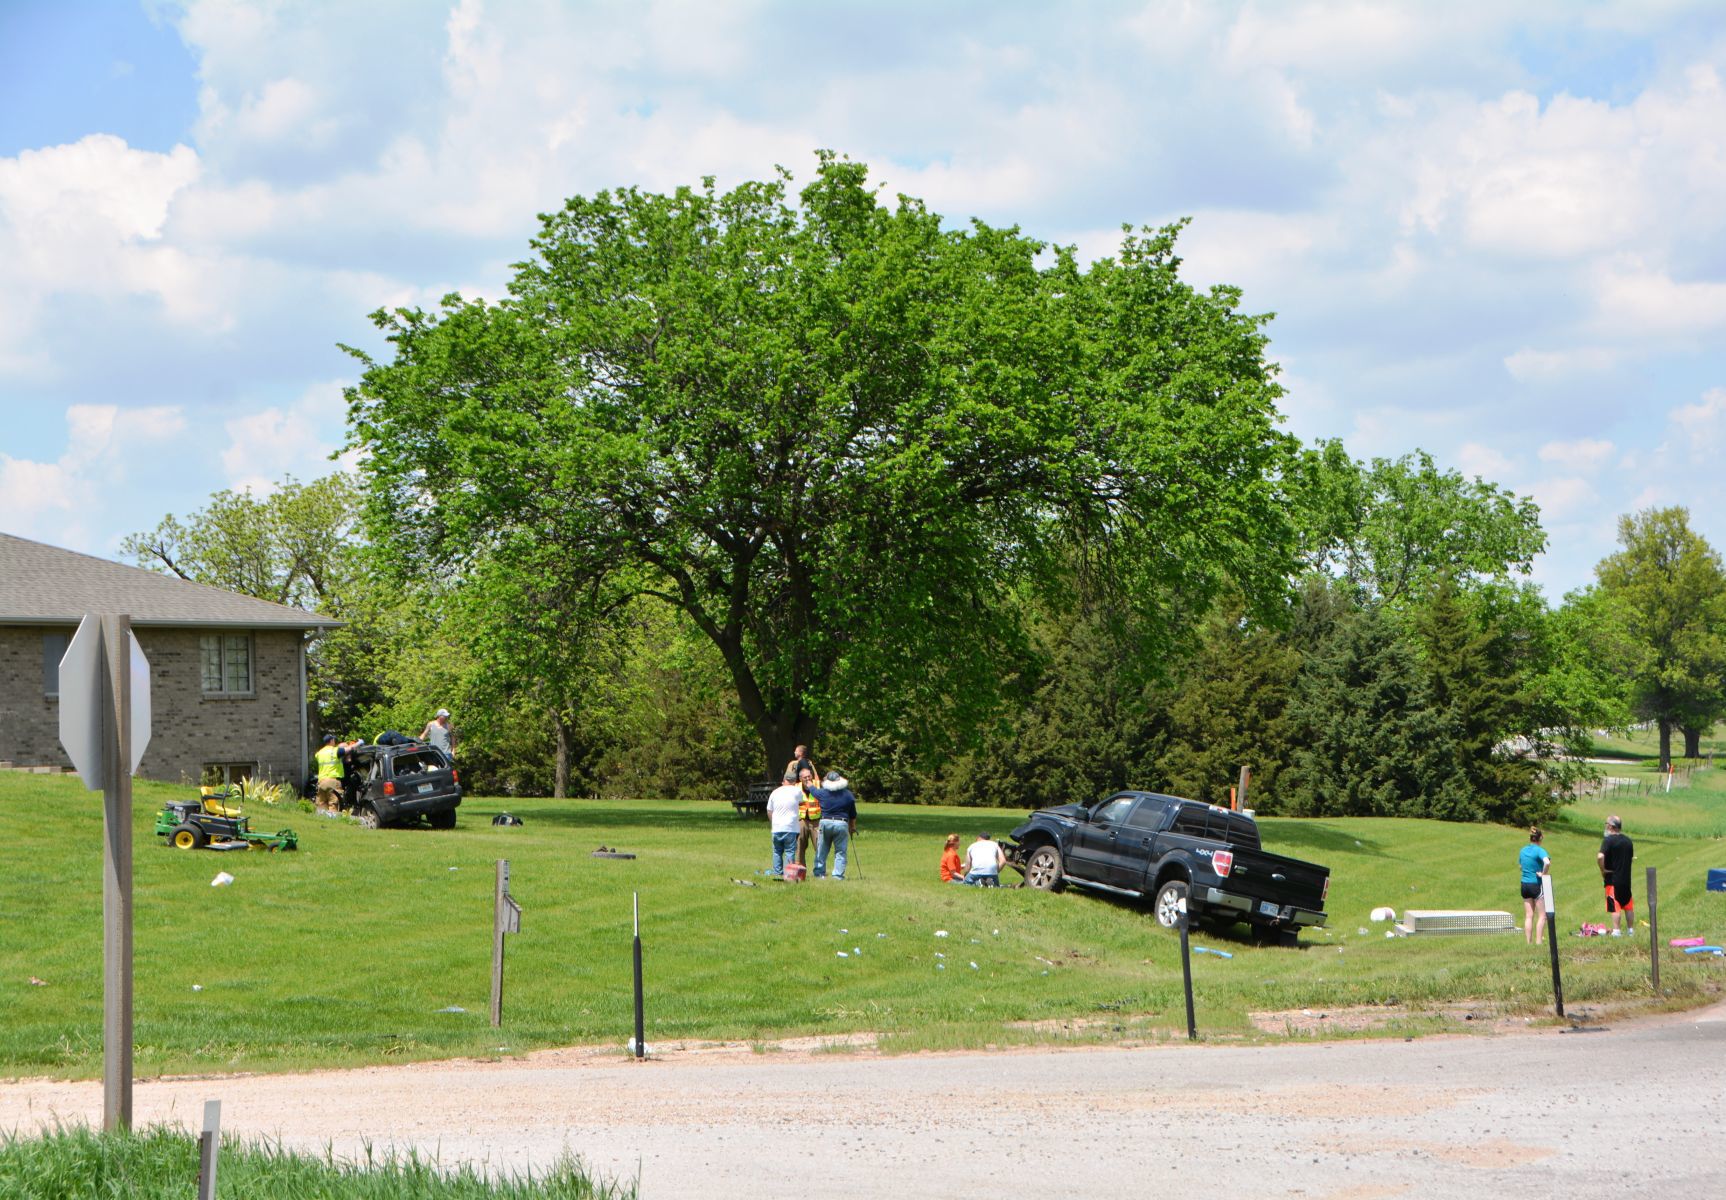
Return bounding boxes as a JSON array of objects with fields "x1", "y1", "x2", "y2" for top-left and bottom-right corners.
[
  {"x1": 122, "y1": 474, "x2": 360, "y2": 609},
  {"x1": 1281, "y1": 604, "x2": 1473, "y2": 820},
  {"x1": 1291, "y1": 441, "x2": 1546, "y2": 603},
  {"x1": 1594, "y1": 507, "x2": 1726, "y2": 768},
  {"x1": 346, "y1": 155, "x2": 1299, "y2": 772}
]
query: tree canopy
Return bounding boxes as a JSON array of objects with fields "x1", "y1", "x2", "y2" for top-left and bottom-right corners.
[{"x1": 345, "y1": 155, "x2": 1299, "y2": 769}]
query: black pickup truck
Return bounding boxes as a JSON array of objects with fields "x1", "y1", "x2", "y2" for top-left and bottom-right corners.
[{"x1": 1007, "y1": 791, "x2": 1330, "y2": 942}]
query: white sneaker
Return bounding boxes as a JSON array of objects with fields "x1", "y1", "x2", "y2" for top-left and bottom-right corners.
[{"x1": 1609, "y1": 929, "x2": 1621, "y2": 937}]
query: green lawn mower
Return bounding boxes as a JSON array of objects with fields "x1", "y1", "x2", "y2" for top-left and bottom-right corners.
[{"x1": 154, "y1": 788, "x2": 299, "y2": 852}]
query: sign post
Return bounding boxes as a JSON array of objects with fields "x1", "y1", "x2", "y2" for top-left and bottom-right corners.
[
  {"x1": 196, "y1": 1099, "x2": 221, "y2": 1200},
  {"x1": 633, "y1": 892, "x2": 646, "y2": 1059},
  {"x1": 1647, "y1": 866, "x2": 1660, "y2": 995},
  {"x1": 491, "y1": 860, "x2": 521, "y2": 1028},
  {"x1": 58, "y1": 613, "x2": 152, "y2": 1132},
  {"x1": 1178, "y1": 896, "x2": 1196, "y2": 1040},
  {"x1": 1542, "y1": 874, "x2": 1564, "y2": 1018}
]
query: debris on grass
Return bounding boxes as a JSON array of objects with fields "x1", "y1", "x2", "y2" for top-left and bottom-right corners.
[
  {"x1": 935, "y1": 930, "x2": 949, "y2": 938},
  {"x1": 28, "y1": 977, "x2": 46, "y2": 986},
  {"x1": 1193, "y1": 946, "x2": 1233, "y2": 959},
  {"x1": 1370, "y1": 906, "x2": 1396, "y2": 922},
  {"x1": 210, "y1": 871, "x2": 234, "y2": 887},
  {"x1": 435, "y1": 1005, "x2": 466, "y2": 1014}
]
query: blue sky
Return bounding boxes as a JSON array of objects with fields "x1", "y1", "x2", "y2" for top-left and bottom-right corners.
[{"x1": 3, "y1": 0, "x2": 1725, "y2": 597}]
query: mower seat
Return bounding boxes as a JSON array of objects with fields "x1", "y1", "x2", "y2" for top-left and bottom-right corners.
[{"x1": 199, "y1": 788, "x2": 244, "y2": 818}]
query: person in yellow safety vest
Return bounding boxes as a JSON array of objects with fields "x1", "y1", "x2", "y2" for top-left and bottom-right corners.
[
  {"x1": 795, "y1": 765, "x2": 822, "y2": 868},
  {"x1": 314, "y1": 734, "x2": 344, "y2": 815}
]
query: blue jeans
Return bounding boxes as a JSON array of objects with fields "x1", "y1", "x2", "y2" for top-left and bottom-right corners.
[
  {"x1": 815, "y1": 819, "x2": 850, "y2": 879},
  {"x1": 964, "y1": 871, "x2": 999, "y2": 887},
  {"x1": 770, "y1": 831, "x2": 796, "y2": 875}
]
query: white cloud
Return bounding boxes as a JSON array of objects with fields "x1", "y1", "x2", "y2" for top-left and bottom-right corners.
[
  {"x1": 0, "y1": 405, "x2": 186, "y2": 542},
  {"x1": 1504, "y1": 346, "x2": 1623, "y2": 381},
  {"x1": 220, "y1": 381, "x2": 355, "y2": 494},
  {"x1": 1527, "y1": 476, "x2": 1599, "y2": 522},
  {"x1": 1538, "y1": 438, "x2": 1617, "y2": 472},
  {"x1": 1457, "y1": 441, "x2": 1518, "y2": 480}
]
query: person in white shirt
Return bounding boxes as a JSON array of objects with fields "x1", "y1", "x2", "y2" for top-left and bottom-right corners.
[
  {"x1": 965, "y1": 832, "x2": 1005, "y2": 887},
  {"x1": 765, "y1": 770, "x2": 804, "y2": 877}
]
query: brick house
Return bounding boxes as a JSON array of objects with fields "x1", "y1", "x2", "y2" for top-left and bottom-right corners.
[{"x1": 0, "y1": 532, "x2": 339, "y2": 786}]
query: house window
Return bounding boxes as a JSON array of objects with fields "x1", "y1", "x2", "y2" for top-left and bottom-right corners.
[
  {"x1": 202, "y1": 762, "x2": 257, "y2": 788},
  {"x1": 42, "y1": 631, "x2": 70, "y2": 696},
  {"x1": 200, "y1": 634, "x2": 253, "y2": 694}
]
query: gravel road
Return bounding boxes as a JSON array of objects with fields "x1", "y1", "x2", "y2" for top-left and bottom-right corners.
[{"x1": 5, "y1": 1003, "x2": 1723, "y2": 1198}]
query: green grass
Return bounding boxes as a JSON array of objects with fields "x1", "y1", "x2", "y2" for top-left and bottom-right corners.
[
  {"x1": 1586, "y1": 720, "x2": 1726, "y2": 761},
  {"x1": 3, "y1": 773, "x2": 1724, "y2": 1079},
  {"x1": 1560, "y1": 754, "x2": 1726, "y2": 839},
  {"x1": 0, "y1": 1125, "x2": 626, "y2": 1198}
]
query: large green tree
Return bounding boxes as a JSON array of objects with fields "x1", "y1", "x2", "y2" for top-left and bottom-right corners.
[
  {"x1": 1291, "y1": 441, "x2": 1545, "y2": 603},
  {"x1": 1594, "y1": 507, "x2": 1726, "y2": 767},
  {"x1": 345, "y1": 155, "x2": 1299, "y2": 771}
]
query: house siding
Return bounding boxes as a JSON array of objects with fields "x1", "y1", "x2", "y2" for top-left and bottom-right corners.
[{"x1": 0, "y1": 625, "x2": 307, "y2": 785}]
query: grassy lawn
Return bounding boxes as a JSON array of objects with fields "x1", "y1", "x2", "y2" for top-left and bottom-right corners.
[
  {"x1": 3, "y1": 772, "x2": 1724, "y2": 1080},
  {"x1": 0, "y1": 1126, "x2": 626, "y2": 1198},
  {"x1": 1586, "y1": 720, "x2": 1726, "y2": 761}
]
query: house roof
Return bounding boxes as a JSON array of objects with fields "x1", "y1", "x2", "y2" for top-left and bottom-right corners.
[{"x1": 0, "y1": 532, "x2": 341, "y2": 630}]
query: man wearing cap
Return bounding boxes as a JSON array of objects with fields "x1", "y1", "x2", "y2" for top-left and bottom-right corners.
[
  {"x1": 1598, "y1": 815, "x2": 1636, "y2": 936},
  {"x1": 812, "y1": 770, "x2": 857, "y2": 881},
  {"x1": 765, "y1": 769, "x2": 803, "y2": 877},
  {"x1": 421, "y1": 708, "x2": 455, "y2": 759}
]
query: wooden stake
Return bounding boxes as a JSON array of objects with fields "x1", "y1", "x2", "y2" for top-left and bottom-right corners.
[{"x1": 100, "y1": 614, "x2": 133, "y2": 1132}]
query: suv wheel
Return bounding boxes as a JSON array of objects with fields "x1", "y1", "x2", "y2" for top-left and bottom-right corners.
[
  {"x1": 1024, "y1": 845, "x2": 1064, "y2": 891},
  {"x1": 1154, "y1": 879, "x2": 1190, "y2": 929},
  {"x1": 356, "y1": 805, "x2": 381, "y2": 830}
]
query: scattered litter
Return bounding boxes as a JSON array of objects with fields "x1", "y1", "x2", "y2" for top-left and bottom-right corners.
[
  {"x1": 1040, "y1": 970, "x2": 1049, "y2": 976},
  {"x1": 840, "y1": 928, "x2": 848, "y2": 933},
  {"x1": 837, "y1": 951, "x2": 849, "y2": 958},
  {"x1": 1034, "y1": 956, "x2": 1057, "y2": 967},
  {"x1": 626, "y1": 1038, "x2": 656, "y2": 1054},
  {"x1": 1358, "y1": 928, "x2": 1368, "y2": 936},
  {"x1": 1670, "y1": 936, "x2": 1707, "y2": 947},
  {"x1": 491, "y1": 812, "x2": 523, "y2": 826},
  {"x1": 210, "y1": 872, "x2": 234, "y2": 887},
  {"x1": 1193, "y1": 946, "x2": 1233, "y2": 959},
  {"x1": 28, "y1": 977, "x2": 48, "y2": 986},
  {"x1": 1370, "y1": 907, "x2": 1396, "y2": 922},
  {"x1": 992, "y1": 929, "x2": 1000, "y2": 936},
  {"x1": 969, "y1": 962, "x2": 979, "y2": 970},
  {"x1": 591, "y1": 846, "x2": 636, "y2": 860},
  {"x1": 970, "y1": 938, "x2": 981, "y2": 944},
  {"x1": 191, "y1": 984, "x2": 203, "y2": 992},
  {"x1": 1577, "y1": 923, "x2": 1609, "y2": 937},
  {"x1": 853, "y1": 947, "x2": 862, "y2": 955},
  {"x1": 935, "y1": 952, "x2": 946, "y2": 959},
  {"x1": 876, "y1": 933, "x2": 886, "y2": 939},
  {"x1": 435, "y1": 1005, "x2": 466, "y2": 1014},
  {"x1": 1385, "y1": 931, "x2": 1396, "y2": 939},
  {"x1": 937, "y1": 963, "x2": 945, "y2": 970},
  {"x1": 731, "y1": 878, "x2": 757, "y2": 887},
  {"x1": 1682, "y1": 945, "x2": 1724, "y2": 956},
  {"x1": 935, "y1": 930, "x2": 949, "y2": 938},
  {"x1": 448, "y1": 867, "x2": 459, "y2": 871}
]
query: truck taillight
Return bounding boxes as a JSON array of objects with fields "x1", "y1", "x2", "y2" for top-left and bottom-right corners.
[
  {"x1": 452, "y1": 769, "x2": 459, "y2": 783},
  {"x1": 383, "y1": 781, "x2": 395, "y2": 796},
  {"x1": 1322, "y1": 875, "x2": 1330, "y2": 902},
  {"x1": 1213, "y1": 850, "x2": 1233, "y2": 877}
]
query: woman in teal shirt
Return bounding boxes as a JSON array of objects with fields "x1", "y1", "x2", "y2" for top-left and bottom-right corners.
[{"x1": 1518, "y1": 827, "x2": 1552, "y2": 945}]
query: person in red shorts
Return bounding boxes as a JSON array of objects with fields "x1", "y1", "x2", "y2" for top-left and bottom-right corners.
[{"x1": 1597, "y1": 815, "x2": 1636, "y2": 936}]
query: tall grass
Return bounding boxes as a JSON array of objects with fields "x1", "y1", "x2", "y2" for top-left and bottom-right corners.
[{"x1": 0, "y1": 1125, "x2": 629, "y2": 1199}]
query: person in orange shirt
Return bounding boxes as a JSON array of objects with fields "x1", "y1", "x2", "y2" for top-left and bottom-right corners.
[{"x1": 940, "y1": 834, "x2": 965, "y2": 883}]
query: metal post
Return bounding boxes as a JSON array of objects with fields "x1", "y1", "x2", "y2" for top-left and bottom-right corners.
[
  {"x1": 1542, "y1": 874, "x2": 1563, "y2": 1018},
  {"x1": 100, "y1": 614, "x2": 134, "y2": 1132},
  {"x1": 196, "y1": 1099, "x2": 221, "y2": 1200},
  {"x1": 1178, "y1": 898, "x2": 1196, "y2": 1040},
  {"x1": 491, "y1": 860, "x2": 508, "y2": 1027},
  {"x1": 633, "y1": 892, "x2": 645, "y2": 1059},
  {"x1": 1647, "y1": 866, "x2": 1660, "y2": 995}
]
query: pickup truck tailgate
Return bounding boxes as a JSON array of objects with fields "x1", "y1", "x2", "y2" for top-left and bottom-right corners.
[{"x1": 1228, "y1": 845, "x2": 1328, "y2": 911}]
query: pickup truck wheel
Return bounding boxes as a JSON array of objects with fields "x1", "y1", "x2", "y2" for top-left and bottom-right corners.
[
  {"x1": 1023, "y1": 845, "x2": 1064, "y2": 891},
  {"x1": 356, "y1": 805, "x2": 381, "y2": 830},
  {"x1": 1153, "y1": 880, "x2": 1190, "y2": 929}
]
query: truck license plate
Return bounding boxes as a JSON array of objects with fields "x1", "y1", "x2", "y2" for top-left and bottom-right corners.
[
  {"x1": 417, "y1": 783, "x2": 433, "y2": 794},
  {"x1": 1258, "y1": 900, "x2": 1280, "y2": 917}
]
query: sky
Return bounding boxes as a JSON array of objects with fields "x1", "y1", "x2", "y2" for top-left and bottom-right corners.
[{"x1": 2, "y1": 0, "x2": 1725, "y2": 597}]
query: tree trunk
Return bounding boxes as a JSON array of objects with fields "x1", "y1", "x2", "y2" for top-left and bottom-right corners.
[
  {"x1": 1658, "y1": 719, "x2": 1672, "y2": 771},
  {"x1": 758, "y1": 714, "x2": 820, "y2": 785},
  {"x1": 554, "y1": 715, "x2": 572, "y2": 800},
  {"x1": 1683, "y1": 726, "x2": 1702, "y2": 759}
]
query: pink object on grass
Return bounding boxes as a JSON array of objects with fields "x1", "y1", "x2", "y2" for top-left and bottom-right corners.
[{"x1": 1669, "y1": 936, "x2": 1707, "y2": 947}]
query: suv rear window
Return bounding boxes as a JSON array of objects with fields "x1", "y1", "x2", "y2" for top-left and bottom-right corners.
[{"x1": 390, "y1": 750, "x2": 448, "y2": 777}]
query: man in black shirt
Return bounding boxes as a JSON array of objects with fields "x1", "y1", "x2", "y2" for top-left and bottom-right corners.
[{"x1": 1598, "y1": 815, "x2": 1636, "y2": 936}]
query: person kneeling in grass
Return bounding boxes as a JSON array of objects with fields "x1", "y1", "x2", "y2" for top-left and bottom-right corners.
[
  {"x1": 940, "y1": 834, "x2": 966, "y2": 884},
  {"x1": 965, "y1": 832, "x2": 1004, "y2": 887}
]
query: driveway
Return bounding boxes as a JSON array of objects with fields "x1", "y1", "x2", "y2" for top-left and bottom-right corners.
[{"x1": 4, "y1": 1004, "x2": 1723, "y2": 1198}]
